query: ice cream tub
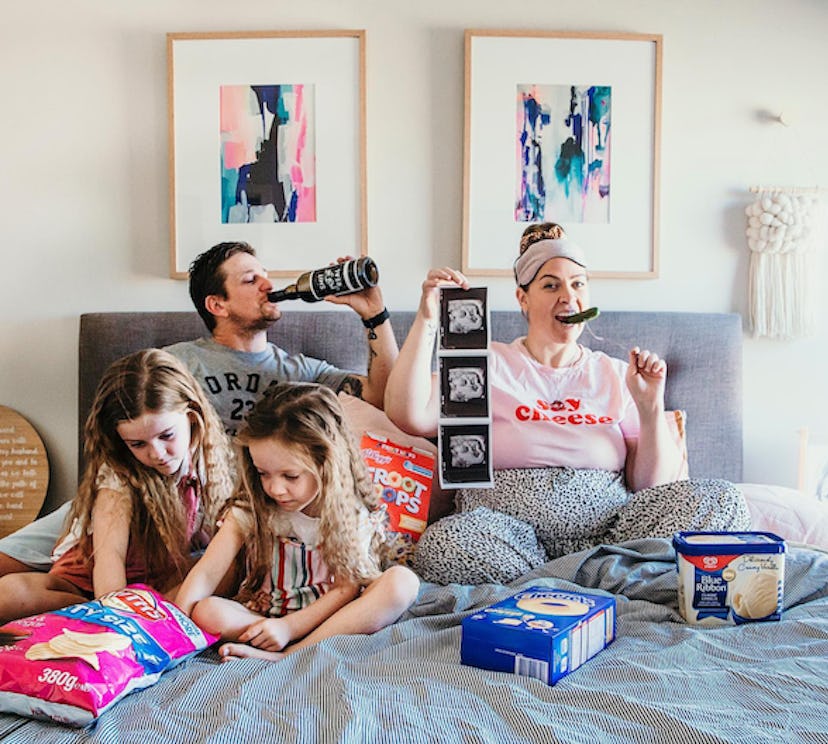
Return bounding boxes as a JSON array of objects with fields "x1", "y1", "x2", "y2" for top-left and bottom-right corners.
[{"x1": 673, "y1": 531, "x2": 786, "y2": 626}]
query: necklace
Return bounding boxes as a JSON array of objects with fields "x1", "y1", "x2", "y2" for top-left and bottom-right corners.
[{"x1": 522, "y1": 339, "x2": 584, "y2": 369}]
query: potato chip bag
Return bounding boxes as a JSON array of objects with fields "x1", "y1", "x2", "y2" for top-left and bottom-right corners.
[
  {"x1": 361, "y1": 432, "x2": 434, "y2": 565},
  {"x1": 0, "y1": 585, "x2": 216, "y2": 726}
]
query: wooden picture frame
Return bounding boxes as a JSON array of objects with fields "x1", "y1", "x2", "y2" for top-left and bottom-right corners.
[
  {"x1": 167, "y1": 30, "x2": 367, "y2": 278},
  {"x1": 462, "y1": 30, "x2": 662, "y2": 279}
]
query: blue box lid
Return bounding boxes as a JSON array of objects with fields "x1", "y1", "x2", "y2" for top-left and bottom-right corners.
[{"x1": 673, "y1": 530, "x2": 785, "y2": 556}]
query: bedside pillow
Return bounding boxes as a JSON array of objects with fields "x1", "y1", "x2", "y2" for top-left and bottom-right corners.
[
  {"x1": 338, "y1": 394, "x2": 455, "y2": 523},
  {"x1": 739, "y1": 482, "x2": 828, "y2": 550},
  {"x1": 667, "y1": 409, "x2": 689, "y2": 481}
]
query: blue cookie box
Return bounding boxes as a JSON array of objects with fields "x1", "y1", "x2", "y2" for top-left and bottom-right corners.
[{"x1": 460, "y1": 587, "x2": 616, "y2": 685}]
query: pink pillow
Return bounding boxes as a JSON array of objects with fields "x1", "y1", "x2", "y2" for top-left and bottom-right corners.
[
  {"x1": 627, "y1": 410, "x2": 689, "y2": 482},
  {"x1": 338, "y1": 394, "x2": 455, "y2": 523},
  {"x1": 740, "y1": 483, "x2": 828, "y2": 550},
  {"x1": 667, "y1": 410, "x2": 689, "y2": 480}
]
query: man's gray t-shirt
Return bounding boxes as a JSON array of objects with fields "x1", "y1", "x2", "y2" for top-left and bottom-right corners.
[
  {"x1": 0, "y1": 337, "x2": 353, "y2": 568},
  {"x1": 165, "y1": 337, "x2": 351, "y2": 437}
]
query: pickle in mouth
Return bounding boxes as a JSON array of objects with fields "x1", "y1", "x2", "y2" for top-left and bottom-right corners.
[{"x1": 559, "y1": 307, "x2": 600, "y2": 324}]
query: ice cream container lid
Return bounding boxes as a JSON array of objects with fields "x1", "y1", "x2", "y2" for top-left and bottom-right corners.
[{"x1": 673, "y1": 531, "x2": 786, "y2": 556}]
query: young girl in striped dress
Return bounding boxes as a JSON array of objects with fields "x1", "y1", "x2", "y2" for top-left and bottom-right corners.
[{"x1": 176, "y1": 382, "x2": 420, "y2": 662}]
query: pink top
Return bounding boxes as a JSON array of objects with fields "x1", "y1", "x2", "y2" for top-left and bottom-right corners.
[
  {"x1": 49, "y1": 464, "x2": 205, "y2": 595},
  {"x1": 490, "y1": 339, "x2": 640, "y2": 471}
]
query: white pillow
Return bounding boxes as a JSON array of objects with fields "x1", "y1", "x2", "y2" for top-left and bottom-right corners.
[{"x1": 739, "y1": 483, "x2": 828, "y2": 551}]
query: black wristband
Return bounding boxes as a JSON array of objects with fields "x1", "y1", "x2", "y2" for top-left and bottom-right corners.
[{"x1": 362, "y1": 308, "x2": 390, "y2": 330}]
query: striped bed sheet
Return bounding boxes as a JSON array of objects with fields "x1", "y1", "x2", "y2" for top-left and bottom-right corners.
[{"x1": 1, "y1": 538, "x2": 826, "y2": 743}]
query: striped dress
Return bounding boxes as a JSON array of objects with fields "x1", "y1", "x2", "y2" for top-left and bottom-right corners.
[{"x1": 231, "y1": 507, "x2": 333, "y2": 617}]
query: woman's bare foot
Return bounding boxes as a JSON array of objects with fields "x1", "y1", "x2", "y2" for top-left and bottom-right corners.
[{"x1": 218, "y1": 642, "x2": 285, "y2": 662}]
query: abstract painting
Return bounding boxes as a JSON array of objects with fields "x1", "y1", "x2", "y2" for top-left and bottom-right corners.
[
  {"x1": 516, "y1": 84, "x2": 611, "y2": 223},
  {"x1": 168, "y1": 31, "x2": 365, "y2": 278},
  {"x1": 220, "y1": 84, "x2": 316, "y2": 224},
  {"x1": 462, "y1": 30, "x2": 661, "y2": 279}
]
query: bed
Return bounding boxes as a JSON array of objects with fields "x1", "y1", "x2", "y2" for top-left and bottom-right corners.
[{"x1": 1, "y1": 310, "x2": 826, "y2": 743}]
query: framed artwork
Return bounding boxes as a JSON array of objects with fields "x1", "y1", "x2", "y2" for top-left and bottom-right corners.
[
  {"x1": 462, "y1": 30, "x2": 662, "y2": 279},
  {"x1": 167, "y1": 30, "x2": 367, "y2": 278}
]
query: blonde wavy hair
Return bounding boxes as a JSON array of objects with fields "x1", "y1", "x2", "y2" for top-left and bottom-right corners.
[
  {"x1": 66, "y1": 349, "x2": 236, "y2": 587},
  {"x1": 233, "y1": 382, "x2": 382, "y2": 595}
]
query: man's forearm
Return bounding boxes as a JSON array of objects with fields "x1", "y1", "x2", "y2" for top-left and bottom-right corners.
[{"x1": 361, "y1": 318, "x2": 398, "y2": 407}]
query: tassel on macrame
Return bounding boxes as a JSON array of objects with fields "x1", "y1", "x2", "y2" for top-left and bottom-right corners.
[{"x1": 745, "y1": 189, "x2": 819, "y2": 339}]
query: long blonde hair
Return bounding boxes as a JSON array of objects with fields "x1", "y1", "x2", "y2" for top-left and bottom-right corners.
[
  {"x1": 234, "y1": 383, "x2": 381, "y2": 594},
  {"x1": 68, "y1": 349, "x2": 236, "y2": 585}
]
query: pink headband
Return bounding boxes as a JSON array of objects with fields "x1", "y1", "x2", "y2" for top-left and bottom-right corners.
[{"x1": 513, "y1": 238, "x2": 587, "y2": 286}]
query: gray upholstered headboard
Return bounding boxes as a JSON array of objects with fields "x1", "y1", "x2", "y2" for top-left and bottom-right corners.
[{"x1": 79, "y1": 310, "x2": 743, "y2": 481}]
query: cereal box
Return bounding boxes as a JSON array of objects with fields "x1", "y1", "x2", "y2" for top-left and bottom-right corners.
[
  {"x1": 461, "y1": 587, "x2": 616, "y2": 685},
  {"x1": 0, "y1": 585, "x2": 217, "y2": 726},
  {"x1": 361, "y1": 432, "x2": 434, "y2": 564}
]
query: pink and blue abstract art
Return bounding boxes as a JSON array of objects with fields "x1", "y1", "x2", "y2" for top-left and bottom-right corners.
[
  {"x1": 516, "y1": 84, "x2": 611, "y2": 223},
  {"x1": 220, "y1": 84, "x2": 316, "y2": 223}
]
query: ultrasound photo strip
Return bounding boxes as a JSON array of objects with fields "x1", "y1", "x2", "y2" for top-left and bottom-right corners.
[
  {"x1": 439, "y1": 286, "x2": 490, "y2": 352},
  {"x1": 438, "y1": 422, "x2": 494, "y2": 488},
  {"x1": 439, "y1": 355, "x2": 490, "y2": 419},
  {"x1": 437, "y1": 286, "x2": 493, "y2": 488}
]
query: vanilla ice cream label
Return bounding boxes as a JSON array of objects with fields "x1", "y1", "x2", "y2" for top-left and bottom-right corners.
[{"x1": 673, "y1": 531, "x2": 786, "y2": 626}]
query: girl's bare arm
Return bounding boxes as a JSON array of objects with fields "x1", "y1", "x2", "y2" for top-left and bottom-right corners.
[
  {"x1": 91, "y1": 488, "x2": 132, "y2": 596},
  {"x1": 175, "y1": 512, "x2": 245, "y2": 615}
]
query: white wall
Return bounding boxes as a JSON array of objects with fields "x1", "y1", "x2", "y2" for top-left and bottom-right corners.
[{"x1": 2, "y1": 0, "x2": 826, "y2": 512}]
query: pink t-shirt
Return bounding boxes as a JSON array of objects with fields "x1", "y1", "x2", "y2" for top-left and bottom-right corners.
[{"x1": 490, "y1": 340, "x2": 640, "y2": 471}]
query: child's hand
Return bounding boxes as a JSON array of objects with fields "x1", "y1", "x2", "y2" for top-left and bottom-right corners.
[{"x1": 237, "y1": 617, "x2": 292, "y2": 652}]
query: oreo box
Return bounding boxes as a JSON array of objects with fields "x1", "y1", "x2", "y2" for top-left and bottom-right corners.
[{"x1": 460, "y1": 587, "x2": 616, "y2": 685}]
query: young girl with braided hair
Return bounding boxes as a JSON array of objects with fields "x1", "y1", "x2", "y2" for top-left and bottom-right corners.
[
  {"x1": 176, "y1": 382, "x2": 420, "y2": 662},
  {"x1": 0, "y1": 348, "x2": 236, "y2": 624}
]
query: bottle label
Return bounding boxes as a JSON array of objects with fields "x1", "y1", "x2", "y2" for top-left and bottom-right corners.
[{"x1": 311, "y1": 263, "x2": 359, "y2": 299}]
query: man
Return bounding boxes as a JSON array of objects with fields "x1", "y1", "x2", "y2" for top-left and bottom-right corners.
[
  {"x1": 169, "y1": 241, "x2": 397, "y2": 435},
  {"x1": 0, "y1": 241, "x2": 398, "y2": 577}
]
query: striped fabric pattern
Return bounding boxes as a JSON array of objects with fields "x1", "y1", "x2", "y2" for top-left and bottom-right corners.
[
  {"x1": 1, "y1": 538, "x2": 827, "y2": 743},
  {"x1": 246, "y1": 537, "x2": 332, "y2": 617}
]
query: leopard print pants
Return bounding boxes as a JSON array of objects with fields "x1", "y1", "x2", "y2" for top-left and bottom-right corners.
[{"x1": 412, "y1": 468, "x2": 751, "y2": 585}]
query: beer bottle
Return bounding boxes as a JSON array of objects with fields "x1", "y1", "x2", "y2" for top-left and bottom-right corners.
[{"x1": 267, "y1": 257, "x2": 379, "y2": 303}]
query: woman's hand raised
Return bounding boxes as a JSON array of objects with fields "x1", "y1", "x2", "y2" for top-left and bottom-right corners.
[
  {"x1": 625, "y1": 347, "x2": 667, "y2": 416},
  {"x1": 419, "y1": 268, "x2": 469, "y2": 320}
]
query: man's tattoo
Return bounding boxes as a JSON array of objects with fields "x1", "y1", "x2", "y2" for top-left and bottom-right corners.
[{"x1": 338, "y1": 375, "x2": 365, "y2": 399}]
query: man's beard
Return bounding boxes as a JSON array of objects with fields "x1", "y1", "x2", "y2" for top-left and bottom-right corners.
[{"x1": 228, "y1": 307, "x2": 280, "y2": 334}]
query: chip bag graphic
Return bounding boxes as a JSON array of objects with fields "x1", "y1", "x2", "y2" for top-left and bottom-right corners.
[{"x1": 0, "y1": 585, "x2": 216, "y2": 726}]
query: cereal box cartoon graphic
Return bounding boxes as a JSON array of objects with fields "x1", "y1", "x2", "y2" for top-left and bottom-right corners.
[{"x1": 361, "y1": 432, "x2": 434, "y2": 564}]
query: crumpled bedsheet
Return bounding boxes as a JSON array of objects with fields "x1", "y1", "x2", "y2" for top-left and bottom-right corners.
[{"x1": 1, "y1": 538, "x2": 826, "y2": 744}]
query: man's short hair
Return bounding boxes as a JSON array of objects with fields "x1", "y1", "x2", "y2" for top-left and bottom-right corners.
[{"x1": 188, "y1": 241, "x2": 256, "y2": 332}]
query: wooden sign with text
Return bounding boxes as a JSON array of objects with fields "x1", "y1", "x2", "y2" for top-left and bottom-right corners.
[{"x1": 0, "y1": 406, "x2": 49, "y2": 538}]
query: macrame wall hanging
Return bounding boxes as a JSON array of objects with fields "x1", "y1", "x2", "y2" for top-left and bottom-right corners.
[{"x1": 745, "y1": 186, "x2": 822, "y2": 339}]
